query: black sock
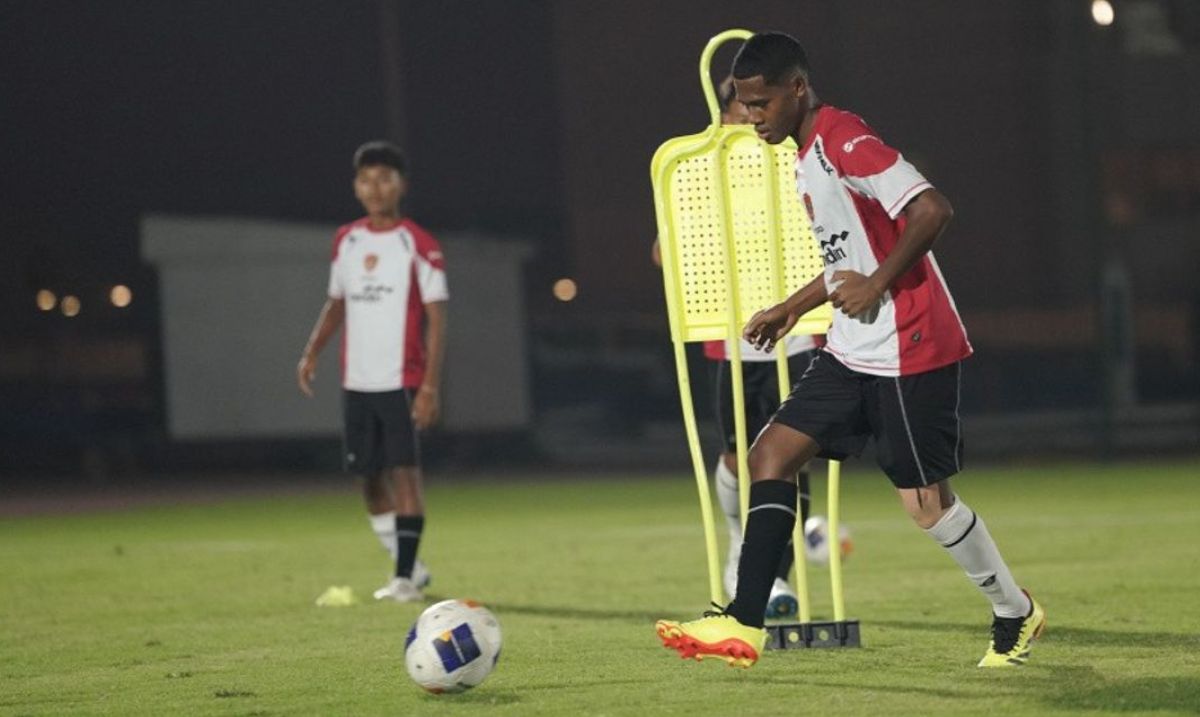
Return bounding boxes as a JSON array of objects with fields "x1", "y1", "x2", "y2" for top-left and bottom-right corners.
[
  {"x1": 395, "y1": 515, "x2": 424, "y2": 579},
  {"x1": 774, "y1": 470, "x2": 812, "y2": 580},
  {"x1": 729, "y1": 480, "x2": 797, "y2": 628}
]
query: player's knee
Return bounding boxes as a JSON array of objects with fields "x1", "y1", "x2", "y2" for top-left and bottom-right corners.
[
  {"x1": 748, "y1": 444, "x2": 791, "y2": 483},
  {"x1": 910, "y1": 510, "x2": 941, "y2": 530},
  {"x1": 904, "y1": 501, "x2": 945, "y2": 529}
]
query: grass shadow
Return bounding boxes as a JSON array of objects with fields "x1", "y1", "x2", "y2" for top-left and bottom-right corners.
[
  {"x1": 872, "y1": 619, "x2": 1200, "y2": 650},
  {"x1": 430, "y1": 597, "x2": 668, "y2": 625},
  {"x1": 758, "y1": 664, "x2": 1200, "y2": 713},
  {"x1": 1038, "y1": 666, "x2": 1200, "y2": 713},
  {"x1": 753, "y1": 676, "x2": 970, "y2": 700},
  {"x1": 418, "y1": 688, "x2": 523, "y2": 706}
]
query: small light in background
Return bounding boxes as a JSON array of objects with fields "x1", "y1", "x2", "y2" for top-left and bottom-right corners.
[
  {"x1": 110, "y1": 284, "x2": 133, "y2": 308},
  {"x1": 36, "y1": 289, "x2": 57, "y2": 311},
  {"x1": 552, "y1": 278, "x2": 578, "y2": 302},
  {"x1": 1092, "y1": 0, "x2": 1115, "y2": 26},
  {"x1": 61, "y1": 295, "x2": 81, "y2": 317}
]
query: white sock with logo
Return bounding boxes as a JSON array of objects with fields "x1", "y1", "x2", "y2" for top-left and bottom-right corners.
[
  {"x1": 714, "y1": 458, "x2": 743, "y2": 545},
  {"x1": 368, "y1": 511, "x2": 398, "y2": 560},
  {"x1": 925, "y1": 499, "x2": 1030, "y2": 619}
]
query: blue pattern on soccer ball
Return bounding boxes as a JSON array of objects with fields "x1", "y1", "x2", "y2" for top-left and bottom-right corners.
[
  {"x1": 405, "y1": 625, "x2": 417, "y2": 650},
  {"x1": 433, "y1": 623, "x2": 482, "y2": 672}
]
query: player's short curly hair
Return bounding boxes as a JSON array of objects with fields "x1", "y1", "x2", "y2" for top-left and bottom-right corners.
[
  {"x1": 353, "y1": 140, "x2": 407, "y2": 174},
  {"x1": 732, "y1": 32, "x2": 810, "y2": 86}
]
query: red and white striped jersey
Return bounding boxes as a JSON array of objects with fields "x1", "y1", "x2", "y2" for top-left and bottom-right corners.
[
  {"x1": 703, "y1": 335, "x2": 818, "y2": 362},
  {"x1": 327, "y1": 217, "x2": 449, "y2": 392},
  {"x1": 795, "y1": 106, "x2": 971, "y2": 376}
]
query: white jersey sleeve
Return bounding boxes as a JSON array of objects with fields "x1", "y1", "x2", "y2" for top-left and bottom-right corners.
[
  {"x1": 834, "y1": 126, "x2": 932, "y2": 219},
  {"x1": 327, "y1": 260, "x2": 345, "y2": 299},
  {"x1": 415, "y1": 251, "x2": 449, "y2": 303}
]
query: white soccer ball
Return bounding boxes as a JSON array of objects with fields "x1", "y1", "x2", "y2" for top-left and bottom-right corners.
[
  {"x1": 404, "y1": 599, "x2": 502, "y2": 694},
  {"x1": 803, "y1": 515, "x2": 854, "y2": 565}
]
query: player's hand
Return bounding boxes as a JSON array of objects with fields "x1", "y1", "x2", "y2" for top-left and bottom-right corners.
[
  {"x1": 411, "y1": 386, "x2": 440, "y2": 430},
  {"x1": 829, "y1": 270, "x2": 884, "y2": 318},
  {"x1": 297, "y1": 354, "x2": 317, "y2": 397},
  {"x1": 743, "y1": 303, "x2": 798, "y2": 352}
]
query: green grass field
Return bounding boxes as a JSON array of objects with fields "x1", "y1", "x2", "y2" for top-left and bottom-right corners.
[{"x1": 3, "y1": 460, "x2": 1200, "y2": 716}]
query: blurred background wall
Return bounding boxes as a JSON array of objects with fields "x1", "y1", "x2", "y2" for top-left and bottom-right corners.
[{"x1": 2, "y1": 0, "x2": 1197, "y2": 479}]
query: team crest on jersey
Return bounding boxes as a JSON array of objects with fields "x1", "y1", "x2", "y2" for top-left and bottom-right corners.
[{"x1": 364, "y1": 254, "x2": 379, "y2": 272}]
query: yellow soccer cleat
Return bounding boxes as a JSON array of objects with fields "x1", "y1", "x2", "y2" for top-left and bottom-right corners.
[
  {"x1": 656, "y1": 608, "x2": 768, "y2": 668},
  {"x1": 978, "y1": 590, "x2": 1046, "y2": 667}
]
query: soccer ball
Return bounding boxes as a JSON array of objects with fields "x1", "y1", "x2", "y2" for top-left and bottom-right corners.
[
  {"x1": 404, "y1": 599, "x2": 502, "y2": 694},
  {"x1": 803, "y1": 515, "x2": 854, "y2": 565}
]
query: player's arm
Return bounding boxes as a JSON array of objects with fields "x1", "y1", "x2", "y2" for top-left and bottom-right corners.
[
  {"x1": 743, "y1": 272, "x2": 828, "y2": 351},
  {"x1": 297, "y1": 298, "x2": 345, "y2": 397},
  {"x1": 411, "y1": 300, "x2": 447, "y2": 430},
  {"x1": 830, "y1": 188, "x2": 953, "y2": 317}
]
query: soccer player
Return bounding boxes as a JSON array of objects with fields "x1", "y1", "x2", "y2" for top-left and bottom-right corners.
[
  {"x1": 652, "y1": 77, "x2": 819, "y2": 620},
  {"x1": 297, "y1": 140, "x2": 449, "y2": 603},
  {"x1": 656, "y1": 33, "x2": 1044, "y2": 668}
]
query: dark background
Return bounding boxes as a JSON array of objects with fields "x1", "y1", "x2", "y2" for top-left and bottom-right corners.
[{"x1": 2, "y1": 0, "x2": 1198, "y2": 478}]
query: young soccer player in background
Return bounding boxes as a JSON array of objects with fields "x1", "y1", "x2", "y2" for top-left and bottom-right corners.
[
  {"x1": 656, "y1": 33, "x2": 1044, "y2": 668},
  {"x1": 297, "y1": 141, "x2": 449, "y2": 603}
]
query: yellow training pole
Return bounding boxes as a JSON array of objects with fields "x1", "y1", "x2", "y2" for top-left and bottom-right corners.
[
  {"x1": 827, "y1": 459, "x2": 846, "y2": 622},
  {"x1": 717, "y1": 138, "x2": 750, "y2": 531},
  {"x1": 672, "y1": 340, "x2": 724, "y2": 606},
  {"x1": 701, "y1": 29, "x2": 756, "y2": 532},
  {"x1": 697, "y1": 29, "x2": 751, "y2": 120}
]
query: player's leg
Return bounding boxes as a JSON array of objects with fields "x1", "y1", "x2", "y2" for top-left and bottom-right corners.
[
  {"x1": 899, "y1": 479, "x2": 1044, "y2": 666},
  {"x1": 765, "y1": 463, "x2": 808, "y2": 620},
  {"x1": 344, "y1": 391, "x2": 399, "y2": 559},
  {"x1": 872, "y1": 362, "x2": 1044, "y2": 665},
  {"x1": 657, "y1": 352, "x2": 866, "y2": 666},
  {"x1": 370, "y1": 389, "x2": 426, "y2": 602},
  {"x1": 724, "y1": 423, "x2": 819, "y2": 627},
  {"x1": 364, "y1": 469, "x2": 398, "y2": 557},
  {"x1": 753, "y1": 356, "x2": 806, "y2": 619},
  {"x1": 783, "y1": 349, "x2": 818, "y2": 531},
  {"x1": 657, "y1": 424, "x2": 817, "y2": 667},
  {"x1": 390, "y1": 464, "x2": 430, "y2": 587},
  {"x1": 715, "y1": 358, "x2": 801, "y2": 617}
]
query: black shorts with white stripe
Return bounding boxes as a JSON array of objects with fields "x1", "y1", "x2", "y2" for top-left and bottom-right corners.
[{"x1": 770, "y1": 351, "x2": 964, "y2": 489}]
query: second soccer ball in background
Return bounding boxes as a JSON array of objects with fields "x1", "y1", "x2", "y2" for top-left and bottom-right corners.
[{"x1": 803, "y1": 515, "x2": 853, "y2": 565}]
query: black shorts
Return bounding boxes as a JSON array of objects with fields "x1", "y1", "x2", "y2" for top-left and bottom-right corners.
[
  {"x1": 342, "y1": 389, "x2": 419, "y2": 475},
  {"x1": 714, "y1": 351, "x2": 816, "y2": 454},
  {"x1": 770, "y1": 352, "x2": 964, "y2": 489}
]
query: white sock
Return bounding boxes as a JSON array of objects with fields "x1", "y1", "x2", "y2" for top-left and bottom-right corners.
[
  {"x1": 713, "y1": 458, "x2": 743, "y2": 545},
  {"x1": 368, "y1": 511, "x2": 398, "y2": 560},
  {"x1": 925, "y1": 499, "x2": 1030, "y2": 619}
]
